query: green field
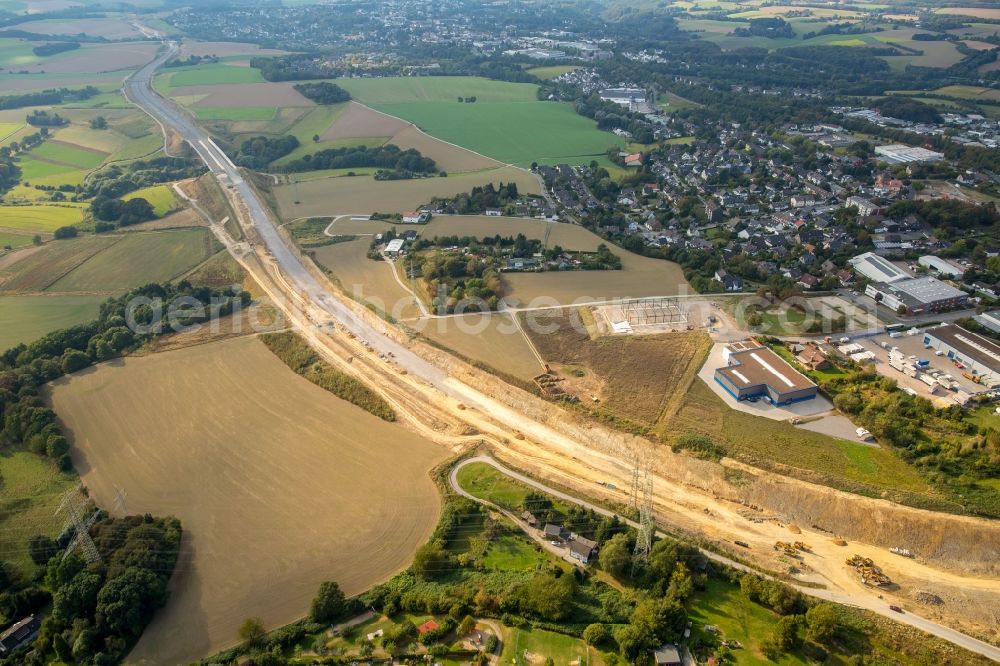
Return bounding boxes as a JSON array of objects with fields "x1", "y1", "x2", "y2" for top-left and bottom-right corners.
[
  {"x1": 0, "y1": 204, "x2": 85, "y2": 232},
  {"x1": 0, "y1": 294, "x2": 104, "y2": 351},
  {"x1": 374, "y1": 100, "x2": 623, "y2": 166},
  {"x1": 124, "y1": 184, "x2": 180, "y2": 216},
  {"x1": 48, "y1": 229, "x2": 214, "y2": 292},
  {"x1": 0, "y1": 231, "x2": 35, "y2": 248},
  {"x1": 338, "y1": 76, "x2": 538, "y2": 104},
  {"x1": 455, "y1": 462, "x2": 533, "y2": 509},
  {"x1": 0, "y1": 450, "x2": 77, "y2": 579},
  {"x1": 194, "y1": 106, "x2": 277, "y2": 121},
  {"x1": 16, "y1": 155, "x2": 79, "y2": 181},
  {"x1": 0, "y1": 37, "x2": 38, "y2": 68},
  {"x1": 690, "y1": 578, "x2": 812, "y2": 665},
  {"x1": 500, "y1": 626, "x2": 597, "y2": 665},
  {"x1": 659, "y1": 91, "x2": 701, "y2": 112},
  {"x1": 0, "y1": 235, "x2": 118, "y2": 292},
  {"x1": 481, "y1": 534, "x2": 546, "y2": 571},
  {"x1": 526, "y1": 65, "x2": 578, "y2": 79},
  {"x1": 162, "y1": 63, "x2": 265, "y2": 88},
  {"x1": 30, "y1": 140, "x2": 107, "y2": 169},
  {"x1": 0, "y1": 121, "x2": 22, "y2": 140}
]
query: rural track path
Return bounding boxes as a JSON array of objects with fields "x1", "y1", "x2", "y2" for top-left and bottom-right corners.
[
  {"x1": 127, "y1": 44, "x2": 1000, "y2": 663},
  {"x1": 451, "y1": 456, "x2": 1000, "y2": 662}
]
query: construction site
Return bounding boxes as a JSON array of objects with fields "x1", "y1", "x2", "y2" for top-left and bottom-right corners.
[{"x1": 594, "y1": 297, "x2": 693, "y2": 335}]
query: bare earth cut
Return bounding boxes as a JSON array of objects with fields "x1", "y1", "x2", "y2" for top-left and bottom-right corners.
[{"x1": 48, "y1": 335, "x2": 446, "y2": 665}]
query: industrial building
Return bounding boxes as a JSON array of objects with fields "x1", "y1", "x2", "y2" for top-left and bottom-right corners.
[
  {"x1": 715, "y1": 341, "x2": 818, "y2": 406},
  {"x1": 874, "y1": 144, "x2": 945, "y2": 164},
  {"x1": 918, "y1": 255, "x2": 964, "y2": 279},
  {"x1": 849, "y1": 252, "x2": 912, "y2": 283},
  {"x1": 599, "y1": 87, "x2": 646, "y2": 106},
  {"x1": 864, "y1": 276, "x2": 968, "y2": 314},
  {"x1": 974, "y1": 310, "x2": 1000, "y2": 334},
  {"x1": 922, "y1": 324, "x2": 1000, "y2": 386}
]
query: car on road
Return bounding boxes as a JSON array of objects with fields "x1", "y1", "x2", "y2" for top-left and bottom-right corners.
[{"x1": 889, "y1": 605, "x2": 903, "y2": 613}]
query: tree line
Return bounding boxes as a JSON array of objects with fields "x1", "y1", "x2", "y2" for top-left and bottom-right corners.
[
  {"x1": 0, "y1": 86, "x2": 98, "y2": 111},
  {"x1": 293, "y1": 81, "x2": 351, "y2": 105}
]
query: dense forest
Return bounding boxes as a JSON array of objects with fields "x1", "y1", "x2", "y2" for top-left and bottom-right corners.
[
  {"x1": 293, "y1": 81, "x2": 351, "y2": 104},
  {"x1": 232, "y1": 135, "x2": 300, "y2": 169},
  {"x1": 282, "y1": 144, "x2": 437, "y2": 176}
]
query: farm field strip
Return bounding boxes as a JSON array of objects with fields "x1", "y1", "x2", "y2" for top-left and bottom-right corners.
[
  {"x1": 0, "y1": 293, "x2": 105, "y2": 350},
  {"x1": 0, "y1": 204, "x2": 85, "y2": 232}
]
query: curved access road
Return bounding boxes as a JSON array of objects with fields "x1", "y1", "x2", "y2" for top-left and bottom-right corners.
[
  {"x1": 124, "y1": 45, "x2": 1000, "y2": 663},
  {"x1": 450, "y1": 456, "x2": 1000, "y2": 662}
]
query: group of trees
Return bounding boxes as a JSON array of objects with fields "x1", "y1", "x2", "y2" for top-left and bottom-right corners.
[
  {"x1": 232, "y1": 135, "x2": 300, "y2": 169},
  {"x1": 293, "y1": 81, "x2": 351, "y2": 104},
  {"x1": 90, "y1": 196, "x2": 156, "y2": 229},
  {"x1": 734, "y1": 17, "x2": 796, "y2": 39},
  {"x1": 25, "y1": 110, "x2": 67, "y2": 127},
  {"x1": 887, "y1": 198, "x2": 998, "y2": 234},
  {"x1": 874, "y1": 96, "x2": 943, "y2": 124},
  {"x1": 282, "y1": 144, "x2": 437, "y2": 177},
  {"x1": 249, "y1": 55, "x2": 341, "y2": 82},
  {"x1": 82, "y1": 156, "x2": 206, "y2": 201},
  {"x1": 31, "y1": 41, "x2": 79, "y2": 57},
  {"x1": 572, "y1": 94, "x2": 656, "y2": 144},
  {"x1": 428, "y1": 182, "x2": 520, "y2": 215}
]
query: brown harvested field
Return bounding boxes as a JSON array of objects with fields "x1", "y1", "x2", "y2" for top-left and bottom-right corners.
[
  {"x1": 15, "y1": 18, "x2": 144, "y2": 39},
  {"x1": 422, "y1": 214, "x2": 547, "y2": 239},
  {"x1": 0, "y1": 73, "x2": 125, "y2": 92},
  {"x1": 321, "y1": 101, "x2": 409, "y2": 140},
  {"x1": 416, "y1": 312, "x2": 543, "y2": 381},
  {"x1": 389, "y1": 125, "x2": 500, "y2": 173},
  {"x1": 275, "y1": 166, "x2": 541, "y2": 217},
  {"x1": 127, "y1": 208, "x2": 206, "y2": 231},
  {"x1": 310, "y1": 238, "x2": 422, "y2": 319},
  {"x1": 980, "y1": 60, "x2": 1000, "y2": 73},
  {"x1": 963, "y1": 40, "x2": 997, "y2": 50},
  {"x1": 13, "y1": 42, "x2": 158, "y2": 74},
  {"x1": 936, "y1": 6, "x2": 1000, "y2": 19},
  {"x1": 179, "y1": 41, "x2": 290, "y2": 58},
  {"x1": 0, "y1": 235, "x2": 119, "y2": 293},
  {"x1": 175, "y1": 82, "x2": 315, "y2": 108},
  {"x1": 522, "y1": 308, "x2": 712, "y2": 426},
  {"x1": 49, "y1": 335, "x2": 446, "y2": 666},
  {"x1": 503, "y1": 224, "x2": 691, "y2": 305}
]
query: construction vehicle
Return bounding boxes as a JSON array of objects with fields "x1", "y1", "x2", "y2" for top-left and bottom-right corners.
[
  {"x1": 889, "y1": 547, "x2": 914, "y2": 558},
  {"x1": 793, "y1": 541, "x2": 812, "y2": 552},
  {"x1": 962, "y1": 372, "x2": 979, "y2": 384},
  {"x1": 846, "y1": 555, "x2": 892, "y2": 587},
  {"x1": 734, "y1": 540, "x2": 750, "y2": 549},
  {"x1": 774, "y1": 541, "x2": 800, "y2": 558}
]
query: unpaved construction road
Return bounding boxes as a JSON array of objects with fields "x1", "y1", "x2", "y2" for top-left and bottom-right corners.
[
  {"x1": 125, "y1": 41, "x2": 1000, "y2": 661},
  {"x1": 451, "y1": 456, "x2": 1000, "y2": 662}
]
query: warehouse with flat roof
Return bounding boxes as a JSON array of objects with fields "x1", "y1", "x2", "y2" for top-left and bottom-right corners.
[
  {"x1": 715, "y1": 342, "x2": 818, "y2": 406},
  {"x1": 874, "y1": 144, "x2": 945, "y2": 164},
  {"x1": 864, "y1": 276, "x2": 968, "y2": 315},
  {"x1": 849, "y1": 252, "x2": 911, "y2": 283},
  {"x1": 922, "y1": 324, "x2": 1000, "y2": 386}
]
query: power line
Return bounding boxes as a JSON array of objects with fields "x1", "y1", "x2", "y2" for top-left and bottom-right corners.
[{"x1": 56, "y1": 487, "x2": 101, "y2": 565}]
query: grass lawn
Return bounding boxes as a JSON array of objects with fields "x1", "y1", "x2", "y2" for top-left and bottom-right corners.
[
  {"x1": 689, "y1": 578, "x2": 811, "y2": 665},
  {"x1": 163, "y1": 63, "x2": 264, "y2": 88},
  {"x1": 374, "y1": 100, "x2": 623, "y2": 167},
  {"x1": 194, "y1": 106, "x2": 277, "y2": 121},
  {"x1": 671, "y1": 380, "x2": 944, "y2": 507},
  {"x1": 16, "y1": 155, "x2": 80, "y2": 181},
  {"x1": 0, "y1": 37, "x2": 38, "y2": 68},
  {"x1": 658, "y1": 91, "x2": 701, "y2": 112},
  {"x1": 338, "y1": 76, "x2": 538, "y2": 104},
  {"x1": 48, "y1": 229, "x2": 215, "y2": 293},
  {"x1": 482, "y1": 534, "x2": 546, "y2": 571},
  {"x1": 500, "y1": 626, "x2": 600, "y2": 666},
  {"x1": 0, "y1": 449, "x2": 78, "y2": 580},
  {"x1": 0, "y1": 230, "x2": 36, "y2": 248},
  {"x1": 30, "y1": 140, "x2": 107, "y2": 169},
  {"x1": 124, "y1": 184, "x2": 180, "y2": 217},
  {"x1": 456, "y1": 462, "x2": 532, "y2": 509},
  {"x1": 0, "y1": 121, "x2": 22, "y2": 140},
  {"x1": 527, "y1": 65, "x2": 578, "y2": 79},
  {"x1": 0, "y1": 294, "x2": 104, "y2": 351},
  {"x1": 0, "y1": 204, "x2": 85, "y2": 232}
]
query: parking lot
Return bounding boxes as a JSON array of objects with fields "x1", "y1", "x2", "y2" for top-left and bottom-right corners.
[{"x1": 854, "y1": 331, "x2": 985, "y2": 399}]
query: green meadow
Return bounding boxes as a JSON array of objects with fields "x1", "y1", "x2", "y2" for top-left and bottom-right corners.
[
  {"x1": 337, "y1": 76, "x2": 538, "y2": 104},
  {"x1": 375, "y1": 100, "x2": 623, "y2": 166},
  {"x1": 0, "y1": 294, "x2": 104, "y2": 351},
  {"x1": 0, "y1": 204, "x2": 85, "y2": 232}
]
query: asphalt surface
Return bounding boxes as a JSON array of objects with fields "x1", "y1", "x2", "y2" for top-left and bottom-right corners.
[{"x1": 124, "y1": 46, "x2": 1000, "y2": 662}]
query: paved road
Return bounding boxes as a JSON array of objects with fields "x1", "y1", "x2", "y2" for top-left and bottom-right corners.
[
  {"x1": 124, "y1": 46, "x2": 1000, "y2": 663},
  {"x1": 451, "y1": 456, "x2": 1000, "y2": 662}
]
